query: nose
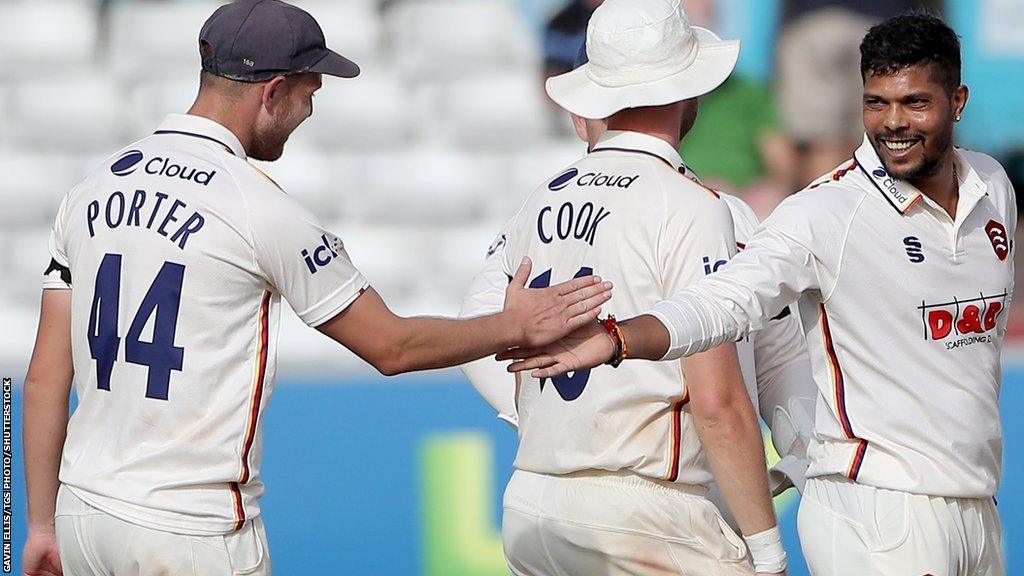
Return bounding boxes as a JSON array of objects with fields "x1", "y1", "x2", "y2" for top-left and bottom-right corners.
[{"x1": 884, "y1": 105, "x2": 909, "y2": 133}]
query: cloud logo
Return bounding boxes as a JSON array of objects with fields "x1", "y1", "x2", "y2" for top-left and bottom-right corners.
[
  {"x1": 873, "y1": 168, "x2": 887, "y2": 179},
  {"x1": 548, "y1": 168, "x2": 579, "y2": 191},
  {"x1": 111, "y1": 150, "x2": 144, "y2": 176}
]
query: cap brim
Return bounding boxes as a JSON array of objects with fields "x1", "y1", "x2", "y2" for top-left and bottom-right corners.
[
  {"x1": 546, "y1": 36, "x2": 740, "y2": 120},
  {"x1": 309, "y1": 49, "x2": 360, "y2": 79}
]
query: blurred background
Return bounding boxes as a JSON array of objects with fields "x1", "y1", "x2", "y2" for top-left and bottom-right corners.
[{"x1": 1, "y1": 0, "x2": 1023, "y2": 574}]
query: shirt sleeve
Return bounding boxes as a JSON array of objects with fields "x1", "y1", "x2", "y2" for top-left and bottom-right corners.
[
  {"x1": 459, "y1": 228, "x2": 519, "y2": 427},
  {"x1": 659, "y1": 192, "x2": 738, "y2": 299},
  {"x1": 649, "y1": 190, "x2": 845, "y2": 360},
  {"x1": 246, "y1": 185, "x2": 369, "y2": 328},
  {"x1": 43, "y1": 195, "x2": 72, "y2": 290}
]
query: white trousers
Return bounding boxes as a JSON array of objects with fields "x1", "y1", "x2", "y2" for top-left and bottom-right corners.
[
  {"x1": 798, "y1": 476, "x2": 1004, "y2": 576},
  {"x1": 502, "y1": 469, "x2": 755, "y2": 576},
  {"x1": 55, "y1": 485, "x2": 270, "y2": 576}
]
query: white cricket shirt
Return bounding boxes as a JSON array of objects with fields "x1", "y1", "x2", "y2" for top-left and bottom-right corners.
[
  {"x1": 44, "y1": 114, "x2": 369, "y2": 534},
  {"x1": 650, "y1": 136, "x2": 1016, "y2": 497},
  {"x1": 498, "y1": 131, "x2": 740, "y2": 486}
]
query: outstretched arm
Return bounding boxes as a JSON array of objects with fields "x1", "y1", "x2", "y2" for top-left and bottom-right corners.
[
  {"x1": 318, "y1": 258, "x2": 612, "y2": 376},
  {"x1": 501, "y1": 226, "x2": 821, "y2": 377}
]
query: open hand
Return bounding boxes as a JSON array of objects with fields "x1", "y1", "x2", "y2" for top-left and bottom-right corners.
[
  {"x1": 497, "y1": 317, "x2": 616, "y2": 378},
  {"x1": 503, "y1": 258, "x2": 613, "y2": 348}
]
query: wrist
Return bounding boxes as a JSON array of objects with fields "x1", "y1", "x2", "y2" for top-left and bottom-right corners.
[
  {"x1": 28, "y1": 521, "x2": 56, "y2": 536},
  {"x1": 495, "y1": 310, "x2": 525, "y2": 349},
  {"x1": 600, "y1": 315, "x2": 627, "y2": 367},
  {"x1": 744, "y1": 526, "x2": 786, "y2": 573}
]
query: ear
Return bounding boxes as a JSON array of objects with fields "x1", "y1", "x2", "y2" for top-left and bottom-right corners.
[
  {"x1": 570, "y1": 113, "x2": 589, "y2": 144},
  {"x1": 952, "y1": 84, "x2": 969, "y2": 121},
  {"x1": 261, "y1": 75, "x2": 289, "y2": 114}
]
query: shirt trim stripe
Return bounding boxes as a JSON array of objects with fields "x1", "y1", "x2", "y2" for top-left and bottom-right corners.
[
  {"x1": 153, "y1": 130, "x2": 237, "y2": 156},
  {"x1": 819, "y1": 304, "x2": 869, "y2": 480},
  {"x1": 847, "y1": 439, "x2": 869, "y2": 480},
  {"x1": 666, "y1": 390, "x2": 690, "y2": 482},
  {"x1": 591, "y1": 145, "x2": 720, "y2": 198},
  {"x1": 230, "y1": 483, "x2": 245, "y2": 532},
  {"x1": 239, "y1": 291, "x2": 271, "y2": 485}
]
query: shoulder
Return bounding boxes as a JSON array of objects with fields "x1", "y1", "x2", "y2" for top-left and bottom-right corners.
[
  {"x1": 959, "y1": 148, "x2": 1016, "y2": 222},
  {"x1": 718, "y1": 193, "x2": 760, "y2": 243},
  {"x1": 764, "y1": 163, "x2": 870, "y2": 242},
  {"x1": 959, "y1": 148, "x2": 1013, "y2": 190}
]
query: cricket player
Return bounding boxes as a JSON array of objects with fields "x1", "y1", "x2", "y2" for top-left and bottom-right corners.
[
  {"x1": 504, "y1": 14, "x2": 1014, "y2": 574},
  {"x1": 21, "y1": 2, "x2": 612, "y2": 574},
  {"x1": 481, "y1": 0, "x2": 789, "y2": 573},
  {"x1": 460, "y1": 42, "x2": 816, "y2": 514}
]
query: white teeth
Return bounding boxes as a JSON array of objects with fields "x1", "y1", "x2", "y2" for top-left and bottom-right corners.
[{"x1": 884, "y1": 140, "x2": 914, "y2": 151}]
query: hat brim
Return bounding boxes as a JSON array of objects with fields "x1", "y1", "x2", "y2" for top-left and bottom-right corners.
[
  {"x1": 309, "y1": 49, "x2": 361, "y2": 79},
  {"x1": 546, "y1": 28, "x2": 740, "y2": 119}
]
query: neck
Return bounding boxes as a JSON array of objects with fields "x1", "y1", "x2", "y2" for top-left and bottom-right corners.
[
  {"x1": 909, "y1": 152, "x2": 959, "y2": 218},
  {"x1": 606, "y1": 106, "x2": 683, "y2": 150},
  {"x1": 187, "y1": 96, "x2": 257, "y2": 156}
]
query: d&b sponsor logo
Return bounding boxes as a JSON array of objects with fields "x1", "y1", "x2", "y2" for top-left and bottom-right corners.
[
  {"x1": 919, "y1": 292, "x2": 1007, "y2": 349},
  {"x1": 110, "y1": 150, "x2": 217, "y2": 186}
]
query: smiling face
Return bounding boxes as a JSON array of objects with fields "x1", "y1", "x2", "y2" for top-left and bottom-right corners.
[{"x1": 863, "y1": 63, "x2": 967, "y2": 181}]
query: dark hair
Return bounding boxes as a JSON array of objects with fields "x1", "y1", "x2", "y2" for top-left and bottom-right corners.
[{"x1": 860, "y1": 13, "x2": 962, "y2": 94}]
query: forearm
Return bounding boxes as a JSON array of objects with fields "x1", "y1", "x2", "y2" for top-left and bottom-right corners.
[
  {"x1": 647, "y1": 287, "x2": 747, "y2": 361},
  {"x1": 23, "y1": 379, "x2": 69, "y2": 531},
  {"x1": 387, "y1": 313, "x2": 518, "y2": 375},
  {"x1": 692, "y1": 396, "x2": 777, "y2": 536}
]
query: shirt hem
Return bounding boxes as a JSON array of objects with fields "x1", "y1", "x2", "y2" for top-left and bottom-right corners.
[{"x1": 62, "y1": 485, "x2": 256, "y2": 536}]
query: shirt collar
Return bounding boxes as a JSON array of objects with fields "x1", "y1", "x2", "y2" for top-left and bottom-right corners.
[
  {"x1": 853, "y1": 134, "x2": 988, "y2": 216},
  {"x1": 154, "y1": 114, "x2": 247, "y2": 158},
  {"x1": 590, "y1": 130, "x2": 687, "y2": 173}
]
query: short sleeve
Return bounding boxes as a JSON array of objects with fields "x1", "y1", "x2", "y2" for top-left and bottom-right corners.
[
  {"x1": 247, "y1": 189, "x2": 369, "y2": 327},
  {"x1": 460, "y1": 229, "x2": 511, "y2": 319},
  {"x1": 43, "y1": 195, "x2": 72, "y2": 290},
  {"x1": 659, "y1": 194, "x2": 738, "y2": 298}
]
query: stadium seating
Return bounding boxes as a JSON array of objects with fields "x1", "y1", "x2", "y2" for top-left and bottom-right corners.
[
  {"x1": 298, "y1": 69, "x2": 412, "y2": 150},
  {"x1": 0, "y1": 153, "x2": 86, "y2": 227},
  {"x1": 107, "y1": 1, "x2": 222, "y2": 80},
  {"x1": 0, "y1": 1, "x2": 100, "y2": 78},
  {"x1": 386, "y1": 0, "x2": 538, "y2": 81},
  {"x1": 428, "y1": 71, "x2": 551, "y2": 149},
  {"x1": 7, "y1": 76, "x2": 130, "y2": 151},
  {"x1": 294, "y1": 0, "x2": 385, "y2": 68},
  {"x1": 0, "y1": 0, "x2": 560, "y2": 371}
]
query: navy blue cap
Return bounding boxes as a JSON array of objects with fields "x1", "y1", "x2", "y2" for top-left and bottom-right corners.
[
  {"x1": 573, "y1": 40, "x2": 588, "y2": 69},
  {"x1": 199, "y1": 0, "x2": 359, "y2": 82}
]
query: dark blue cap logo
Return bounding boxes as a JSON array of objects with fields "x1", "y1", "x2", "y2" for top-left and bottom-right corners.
[
  {"x1": 111, "y1": 150, "x2": 144, "y2": 176},
  {"x1": 873, "y1": 168, "x2": 887, "y2": 178},
  {"x1": 549, "y1": 168, "x2": 579, "y2": 191}
]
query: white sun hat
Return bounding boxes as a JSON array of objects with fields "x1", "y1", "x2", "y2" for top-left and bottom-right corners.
[{"x1": 546, "y1": 0, "x2": 741, "y2": 119}]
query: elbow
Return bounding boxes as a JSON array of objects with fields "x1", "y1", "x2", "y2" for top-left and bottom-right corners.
[
  {"x1": 371, "y1": 344, "x2": 410, "y2": 377},
  {"x1": 376, "y1": 361, "x2": 402, "y2": 377},
  {"x1": 690, "y1": 392, "x2": 755, "y2": 429}
]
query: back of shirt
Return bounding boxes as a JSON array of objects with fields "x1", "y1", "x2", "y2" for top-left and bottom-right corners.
[
  {"x1": 502, "y1": 131, "x2": 736, "y2": 486},
  {"x1": 45, "y1": 115, "x2": 367, "y2": 535}
]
